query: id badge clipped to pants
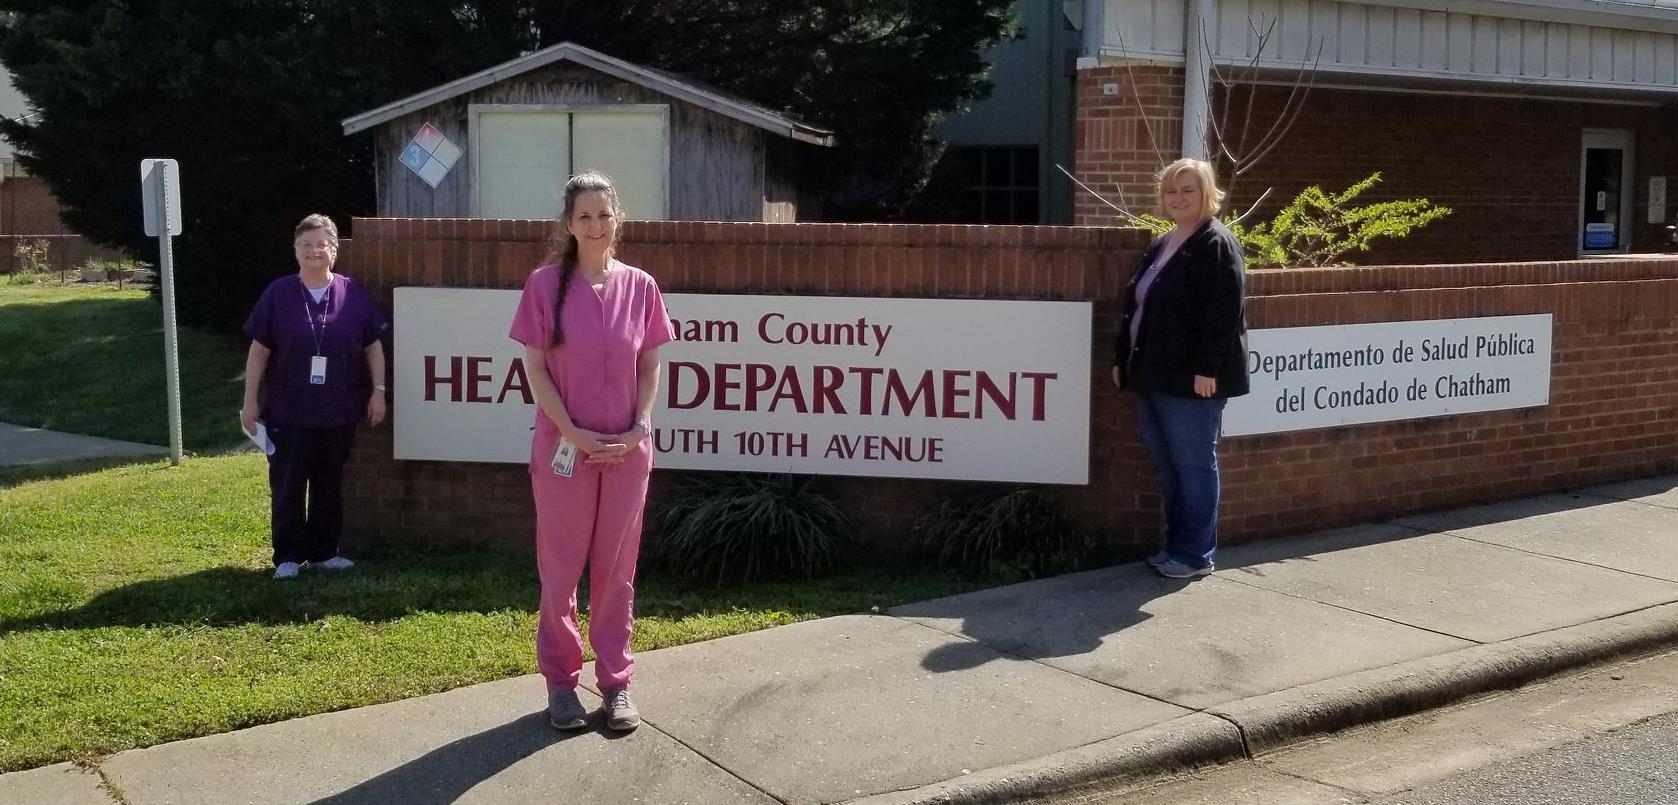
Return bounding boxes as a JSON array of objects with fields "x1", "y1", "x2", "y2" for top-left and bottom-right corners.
[
  {"x1": 309, "y1": 355, "x2": 328, "y2": 385},
  {"x1": 551, "y1": 439, "x2": 578, "y2": 477}
]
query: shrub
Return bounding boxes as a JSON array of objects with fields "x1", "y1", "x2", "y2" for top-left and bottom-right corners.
[
  {"x1": 913, "y1": 488, "x2": 1090, "y2": 581},
  {"x1": 1132, "y1": 172, "x2": 1451, "y2": 268},
  {"x1": 1239, "y1": 172, "x2": 1451, "y2": 267},
  {"x1": 650, "y1": 473, "x2": 851, "y2": 586},
  {"x1": 12, "y1": 239, "x2": 51, "y2": 275}
]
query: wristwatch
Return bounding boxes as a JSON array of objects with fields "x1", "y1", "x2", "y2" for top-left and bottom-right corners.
[
  {"x1": 374, "y1": 385, "x2": 387, "y2": 392},
  {"x1": 635, "y1": 418, "x2": 651, "y2": 435}
]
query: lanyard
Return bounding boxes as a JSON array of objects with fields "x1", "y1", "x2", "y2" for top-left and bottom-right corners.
[{"x1": 299, "y1": 276, "x2": 333, "y2": 357}]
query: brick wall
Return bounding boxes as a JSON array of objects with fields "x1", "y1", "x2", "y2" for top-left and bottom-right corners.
[
  {"x1": 0, "y1": 176, "x2": 72, "y2": 235},
  {"x1": 338, "y1": 218, "x2": 1678, "y2": 560},
  {"x1": 1073, "y1": 68, "x2": 1678, "y2": 263},
  {"x1": 1074, "y1": 65, "x2": 1183, "y2": 227},
  {"x1": 0, "y1": 176, "x2": 128, "y2": 273},
  {"x1": 1230, "y1": 86, "x2": 1678, "y2": 264}
]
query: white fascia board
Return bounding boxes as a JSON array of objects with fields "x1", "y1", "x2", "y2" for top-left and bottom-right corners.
[{"x1": 1331, "y1": 0, "x2": 1678, "y2": 35}]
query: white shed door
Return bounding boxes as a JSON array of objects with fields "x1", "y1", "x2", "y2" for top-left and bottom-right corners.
[
  {"x1": 573, "y1": 110, "x2": 668, "y2": 220},
  {"x1": 477, "y1": 111, "x2": 571, "y2": 219}
]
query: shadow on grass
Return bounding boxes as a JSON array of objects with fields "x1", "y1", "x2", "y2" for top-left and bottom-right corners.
[
  {"x1": 0, "y1": 552, "x2": 543, "y2": 633},
  {"x1": 0, "y1": 552, "x2": 984, "y2": 634},
  {"x1": 0, "y1": 289, "x2": 248, "y2": 451},
  {"x1": 0, "y1": 456, "x2": 161, "y2": 489}
]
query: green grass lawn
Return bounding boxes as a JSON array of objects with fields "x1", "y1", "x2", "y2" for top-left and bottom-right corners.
[
  {"x1": 0, "y1": 284, "x2": 248, "y2": 450},
  {"x1": 0, "y1": 454, "x2": 984, "y2": 772}
]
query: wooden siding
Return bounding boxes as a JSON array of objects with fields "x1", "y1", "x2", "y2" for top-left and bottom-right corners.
[
  {"x1": 1099, "y1": 0, "x2": 1678, "y2": 93},
  {"x1": 372, "y1": 65, "x2": 772, "y2": 220}
]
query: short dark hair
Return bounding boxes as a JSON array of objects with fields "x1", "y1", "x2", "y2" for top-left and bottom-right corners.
[{"x1": 294, "y1": 213, "x2": 339, "y2": 246}]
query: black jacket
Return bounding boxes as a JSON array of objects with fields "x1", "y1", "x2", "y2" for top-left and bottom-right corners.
[{"x1": 1114, "y1": 218, "x2": 1250, "y2": 399}]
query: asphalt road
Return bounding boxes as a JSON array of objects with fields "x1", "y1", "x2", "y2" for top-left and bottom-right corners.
[
  {"x1": 1375, "y1": 711, "x2": 1678, "y2": 805},
  {"x1": 1077, "y1": 648, "x2": 1678, "y2": 805}
]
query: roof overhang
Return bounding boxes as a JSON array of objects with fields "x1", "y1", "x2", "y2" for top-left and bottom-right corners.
[
  {"x1": 1332, "y1": 0, "x2": 1678, "y2": 35},
  {"x1": 341, "y1": 41, "x2": 835, "y2": 147}
]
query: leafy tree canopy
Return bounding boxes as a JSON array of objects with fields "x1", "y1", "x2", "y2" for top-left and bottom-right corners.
[{"x1": 0, "y1": 1, "x2": 1013, "y2": 328}]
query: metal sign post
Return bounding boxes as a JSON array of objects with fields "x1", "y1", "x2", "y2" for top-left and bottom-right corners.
[{"x1": 140, "y1": 159, "x2": 184, "y2": 466}]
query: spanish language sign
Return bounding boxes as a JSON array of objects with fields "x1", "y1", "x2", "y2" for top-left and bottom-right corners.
[
  {"x1": 1223, "y1": 314, "x2": 1552, "y2": 436},
  {"x1": 394, "y1": 288, "x2": 1093, "y2": 483}
]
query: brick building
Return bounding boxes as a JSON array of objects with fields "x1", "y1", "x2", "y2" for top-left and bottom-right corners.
[
  {"x1": 0, "y1": 73, "x2": 73, "y2": 238},
  {"x1": 1073, "y1": 0, "x2": 1678, "y2": 262}
]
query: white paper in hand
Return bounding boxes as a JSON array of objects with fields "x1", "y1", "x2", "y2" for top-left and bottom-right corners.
[{"x1": 241, "y1": 418, "x2": 276, "y2": 456}]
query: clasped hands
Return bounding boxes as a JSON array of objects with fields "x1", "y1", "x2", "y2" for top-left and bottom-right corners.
[{"x1": 574, "y1": 425, "x2": 647, "y2": 467}]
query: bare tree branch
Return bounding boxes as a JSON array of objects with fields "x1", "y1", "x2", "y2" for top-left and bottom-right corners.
[
  {"x1": 1235, "y1": 17, "x2": 1277, "y2": 167},
  {"x1": 1056, "y1": 164, "x2": 1156, "y2": 228},
  {"x1": 1234, "y1": 37, "x2": 1322, "y2": 176},
  {"x1": 1113, "y1": 27, "x2": 1169, "y2": 165},
  {"x1": 1235, "y1": 39, "x2": 1323, "y2": 176},
  {"x1": 1226, "y1": 186, "x2": 1273, "y2": 226}
]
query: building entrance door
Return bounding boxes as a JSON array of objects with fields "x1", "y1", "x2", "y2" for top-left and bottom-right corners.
[{"x1": 1580, "y1": 130, "x2": 1634, "y2": 254}]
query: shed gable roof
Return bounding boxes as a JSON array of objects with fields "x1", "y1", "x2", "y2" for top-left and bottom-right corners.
[{"x1": 341, "y1": 41, "x2": 834, "y2": 146}]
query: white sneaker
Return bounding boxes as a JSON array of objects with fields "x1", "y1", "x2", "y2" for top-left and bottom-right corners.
[
  {"x1": 314, "y1": 556, "x2": 355, "y2": 571},
  {"x1": 273, "y1": 562, "x2": 301, "y2": 579}
]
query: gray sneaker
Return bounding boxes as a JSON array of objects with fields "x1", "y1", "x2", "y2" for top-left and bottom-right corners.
[
  {"x1": 1156, "y1": 559, "x2": 1214, "y2": 579},
  {"x1": 602, "y1": 687, "x2": 640, "y2": 731},
  {"x1": 1145, "y1": 550, "x2": 1171, "y2": 568},
  {"x1": 547, "y1": 689, "x2": 587, "y2": 730}
]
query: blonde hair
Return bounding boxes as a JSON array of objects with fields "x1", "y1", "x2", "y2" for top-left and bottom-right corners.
[{"x1": 1155, "y1": 158, "x2": 1225, "y2": 221}]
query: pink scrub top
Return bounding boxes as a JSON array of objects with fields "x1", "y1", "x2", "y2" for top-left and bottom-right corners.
[{"x1": 508, "y1": 260, "x2": 675, "y2": 470}]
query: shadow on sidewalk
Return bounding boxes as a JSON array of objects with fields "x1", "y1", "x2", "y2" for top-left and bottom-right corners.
[
  {"x1": 1213, "y1": 487, "x2": 1666, "y2": 578},
  {"x1": 899, "y1": 565, "x2": 1194, "y2": 673},
  {"x1": 306, "y1": 711, "x2": 595, "y2": 805}
]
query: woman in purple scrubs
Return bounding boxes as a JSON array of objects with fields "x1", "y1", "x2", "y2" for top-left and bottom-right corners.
[{"x1": 241, "y1": 214, "x2": 389, "y2": 579}]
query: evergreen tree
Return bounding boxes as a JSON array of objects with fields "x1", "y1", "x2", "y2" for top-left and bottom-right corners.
[{"x1": 0, "y1": 0, "x2": 1012, "y2": 329}]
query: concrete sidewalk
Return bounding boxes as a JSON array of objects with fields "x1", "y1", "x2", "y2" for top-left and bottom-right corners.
[
  {"x1": 7, "y1": 475, "x2": 1678, "y2": 805},
  {"x1": 0, "y1": 422, "x2": 164, "y2": 466}
]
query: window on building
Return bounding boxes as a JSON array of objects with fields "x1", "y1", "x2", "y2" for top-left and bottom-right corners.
[
  {"x1": 945, "y1": 145, "x2": 1041, "y2": 224},
  {"x1": 471, "y1": 106, "x2": 669, "y2": 220}
]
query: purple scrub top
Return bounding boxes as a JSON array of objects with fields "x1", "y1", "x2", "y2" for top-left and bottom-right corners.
[{"x1": 244, "y1": 273, "x2": 389, "y2": 428}]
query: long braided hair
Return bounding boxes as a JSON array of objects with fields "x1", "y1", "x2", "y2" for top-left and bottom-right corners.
[{"x1": 548, "y1": 171, "x2": 622, "y2": 346}]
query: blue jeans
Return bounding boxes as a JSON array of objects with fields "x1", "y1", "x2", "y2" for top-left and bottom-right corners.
[{"x1": 1135, "y1": 392, "x2": 1226, "y2": 569}]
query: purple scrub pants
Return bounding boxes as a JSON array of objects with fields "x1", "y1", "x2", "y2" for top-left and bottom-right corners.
[
  {"x1": 530, "y1": 440, "x2": 652, "y2": 693},
  {"x1": 267, "y1": 423, "x2": 357, "y2": 566}
]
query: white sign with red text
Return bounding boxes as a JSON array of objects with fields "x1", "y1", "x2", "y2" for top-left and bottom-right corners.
[{"x1": 394, "y1": 289, "x2": 1093, "y2": 484}]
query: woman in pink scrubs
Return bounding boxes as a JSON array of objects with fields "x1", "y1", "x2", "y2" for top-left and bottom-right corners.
[{"x1": 508, "y1": 172, "x2": 674, "y2": 733}]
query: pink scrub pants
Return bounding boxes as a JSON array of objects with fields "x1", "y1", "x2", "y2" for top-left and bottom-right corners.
[{"x1": 530, "y1": 441, "x2": 652, "y2": 692}]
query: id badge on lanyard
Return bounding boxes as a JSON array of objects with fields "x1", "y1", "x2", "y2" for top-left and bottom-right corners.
[{"x1": 304, "y1": 279, "x2": 331, "y2": 385}]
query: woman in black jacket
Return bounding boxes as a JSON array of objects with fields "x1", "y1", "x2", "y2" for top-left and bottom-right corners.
[{"x1": 1112, "y1": 158, "x2": 1249, "y2": 579}]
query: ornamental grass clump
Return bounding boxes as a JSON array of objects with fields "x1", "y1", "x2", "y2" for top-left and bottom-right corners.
[
  {"x1": 650, "y1": 473, "x2": 852, "y2": 586},
  {"x1": 914, "y1": 488, "x2": 1090, "y2": 581}
]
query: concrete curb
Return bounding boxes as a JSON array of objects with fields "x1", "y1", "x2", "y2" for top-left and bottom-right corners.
[
  {"x1": 1212, "y1": 601, "x2": 1678, "y2": 754},
  {"x1": 839, "y1": 602, "x2": 1678, "y2": 805},
  {"x1": 840, "y1": 713, "x2": 1243, "y2": 805}
]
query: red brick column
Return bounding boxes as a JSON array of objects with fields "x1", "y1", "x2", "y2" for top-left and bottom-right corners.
[{"x1": 1074, "y1": 64, "x2": 1185, "y2": 226}]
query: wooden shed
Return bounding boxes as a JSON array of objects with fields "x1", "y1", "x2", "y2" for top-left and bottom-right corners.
[{"x1": 341, "y1": 42, "x2": 834, "y2": 222}]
